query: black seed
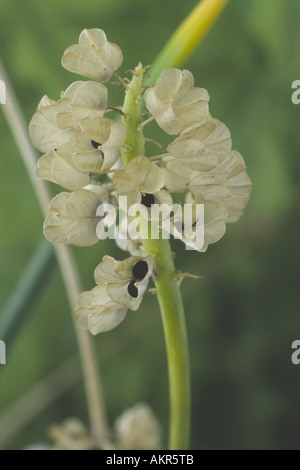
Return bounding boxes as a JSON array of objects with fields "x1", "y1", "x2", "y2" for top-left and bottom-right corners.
[
  {"x1": 127, "y1": 281, "x2": 138, "y2": 298},
  {"x1": 91, "y1": 140, "x2": 102, "y2": 149},
  {"x1": 141, "y1": 193, "x2": 155, "y2": 208},
  {"x1": 132, "y1": 260, "x2": 148, "y2": 280}
]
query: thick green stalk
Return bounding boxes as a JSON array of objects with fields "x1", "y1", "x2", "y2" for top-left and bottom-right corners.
[
  {"x1": 121, "y1": 63, "x2": 145, "y2": 166},
  {"x1": 121, "y1": 65, "x2": 190, "y2": 450},
  {"x1": 142, "y1": 237, "x2": 190, "y2": 450}
]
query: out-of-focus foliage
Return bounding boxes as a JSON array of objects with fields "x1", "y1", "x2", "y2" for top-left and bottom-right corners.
[{"x1": 0, "y1": 0, "x2": 299, "y2": 450}]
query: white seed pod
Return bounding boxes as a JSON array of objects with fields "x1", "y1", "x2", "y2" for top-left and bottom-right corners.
[
  {"x1": 36, "y1": 144, "x2": 90, "y2": 190},
  {"x1": 75, "y1": 285, "x2": 128, "y2": 335},
  {"x1": 113, "y1": 156, "x2": 165, "y2": 207},
  {"x1": 56, "y1": 81, "x2": 108, "y2": 130},
  {"x1": 145, "y1": 68, "x2": 209, "y2": 135},
  {"x1": 94, "y1": 255, "x2": 154, "y2": 311},
  {"x1": 115, "y1": 404, "x2": 161, "y2": 450},
  {"x1": 95, "y1": 255, "x2": 154, "y2": 285},
  {"x1": 68, "y1": 117, "x2": 126, "y2": 174},
  {"x1": 171, "y1": 192, "x2": 228, "y2": 252},
  {"x1": 43, "y1": 196, "x2": 69, "y2": 245},
  {"x1": 161, "y1": 158, "x2": 197, "y2": 193},
  {"x1": 61, "y1": 28, "x2": 123, "y2": 82},
  {"x1": 167, "y1": 118, "x2": 232, "y2": 171},
  {"x1": 188, "y1": 151, "x2": 252, "y2": 221},
  {"x1": 44, "y1": 188, "x2": 108, "y2": 246},
  {"x1": 49, "y1": 418, "x2": 97, "y2": 451},
  {"x1": 29, "y1": 95, "x2": 72, "y2": 153}
]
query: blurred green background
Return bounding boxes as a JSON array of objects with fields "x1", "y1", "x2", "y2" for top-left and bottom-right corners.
[{"x1": 0, "y1": 0, "x2": 299, "y2": 450}]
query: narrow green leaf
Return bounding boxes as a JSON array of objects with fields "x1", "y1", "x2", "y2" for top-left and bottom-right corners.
[{"x1": 148, "y1": 0, "x2": 228, "y2": 83}]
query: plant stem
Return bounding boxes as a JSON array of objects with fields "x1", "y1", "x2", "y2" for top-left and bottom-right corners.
[
  {"x1": 121, "y1": 63, "x2": 145, "y2": 167},
  {"x1": 121, "y1": 65, "x2": 190, "y2": 449},
  {"x1": 143, "y1": 237, "x2": 190, "y2": 450}
]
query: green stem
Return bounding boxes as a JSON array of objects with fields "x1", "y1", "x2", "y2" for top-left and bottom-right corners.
[
  {"x1": 121, "y1": 63, "x2": 145, "y2": 167},
  {"x1": 143, "y1": 237, "x2": 190, "y2": 450},
  {"x1": 121, "y1": 65, "x2": 190, "y2": 450}
]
